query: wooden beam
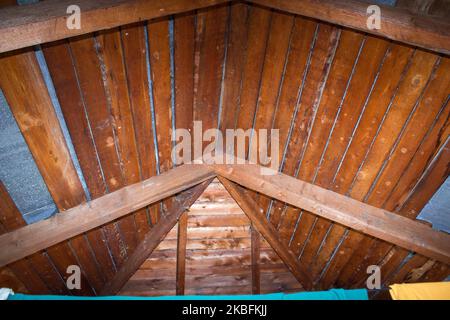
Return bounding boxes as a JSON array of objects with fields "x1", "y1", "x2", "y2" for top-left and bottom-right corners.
[
  {"x1": 0, "y1": 0, "x2": 230, "y2": 53},
  {"x1": 100, "y1": 180, "x2": 212, "y2": 295},
  {"x1": 248, "y1": 0, "x2": 450, "y2": 55},
  {"x1": 176, "y1": 211, "x2": 188, "y2": 295},
  {"x1": 250, "y1": 225, "x2": 260, "y2": 294},
  {"x1": 218, "y1": 177, "x2": 313, "y2": 290},
  {"x1": 0, "y1": 165, "x2": 215, "y2": 267},
  {"x1": 214, "y1": 164, "x2": 450, "y2": 265}
]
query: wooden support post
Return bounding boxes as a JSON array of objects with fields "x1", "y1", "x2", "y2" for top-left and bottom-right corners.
[
  {"x1": 218, "y1": 177, "x2": 313, "y2": 290},
  {"x1": 176, "y1": 211, "x2": 188, "y2": 295},
  {"x1": 100, "y1": 179, "x2": 212, "y2": 295},
  {"x1": 251, "y1": 225, "x2": 260, "y2": 294}
]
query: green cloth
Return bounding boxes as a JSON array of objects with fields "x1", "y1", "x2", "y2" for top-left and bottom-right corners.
[{"x1": 8, "y1": 289, "x2": 368, "y2": 300}]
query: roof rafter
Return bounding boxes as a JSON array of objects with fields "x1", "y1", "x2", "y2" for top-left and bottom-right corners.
[
  {"x1": 0, "y1": 0, "x2": 230, "y2": 53},
  {"x1": 0, "y1": 164, "x2": 215, "y2": 267},
  {"x1": 100, "y1": 179, "x2": 213, "y2": 295},
  {"x1": 0, "y1": 0, "x2": 449, "y2": 54},
  {"x1": 213, "y1": 164, "x2": 450, "y2": 265},
  {"x1": 248, "y1": 0, "x2": 450, "y2": 55},
  {"x1": 1, "y1": 162, "x2": 448, "y2": 275}
]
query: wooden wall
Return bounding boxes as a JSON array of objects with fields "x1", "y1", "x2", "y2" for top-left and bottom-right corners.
[
  {"x1": 119, "y1": 180, "x2": 301, "y2": 296},
  {"x1": 0, "y1": 2, "x2": 448, "y2": 295}
]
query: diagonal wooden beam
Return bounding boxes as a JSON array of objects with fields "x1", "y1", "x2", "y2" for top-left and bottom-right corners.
[
  {"x1": 0, "y1": 165, "x2": 215, "y2": 267},
  {"x1": 100, "y1": 179, "x2": 213, "y2": 295},
  {"x1": 248, "y1": 0, "x2": 450, "y2": 55},
  {"x1": 214, "y1": 164, "x2": 450, "y2": 265},
  {"x1": 0, "y1": 0, "x2": 231, "y2": 53},
  {"x1": 218, "y1": 177, "x2": 313, "y2": 290}
]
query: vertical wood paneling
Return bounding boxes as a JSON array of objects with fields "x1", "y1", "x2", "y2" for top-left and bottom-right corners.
[
  {"x1": 219, "y1": 3, "x2": 249, "y2": 133},
  {"x1": 147, "y1": 18, "x2": 174, "y2": 173},
  {"x1": 121, "y1": 23, "x2": 161, "y2": 226},
  {"x1": 97, "y1": 29, "x2": 151, "y2": 244},
  {"x1": 193, "y1": 5, "x2": 228, "y2": 149},
  {"x1": 174, "y1": 13, "x2": 196, "y2": 134},
  {"x1": 69, "y1": 36, "x2": 139, "y2": 266},
  {"x1": 176, "y1": 212, "x2": 188, "y2": 295},
  {"x1": 251, "y1": 226, "x2": 261, "y2": 294},
  {"x1": 235, "y1": 6, "x2": 271, "y2": 142}
]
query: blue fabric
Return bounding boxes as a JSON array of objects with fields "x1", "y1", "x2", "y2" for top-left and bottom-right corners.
[{"x1": 8, "y1": 289, "x2": 368, "y2": 300}]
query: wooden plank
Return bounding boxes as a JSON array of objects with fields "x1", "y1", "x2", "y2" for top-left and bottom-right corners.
[
  {"x1": 68, "y1": 35, "x2": 139, "y2": 267},
  {"x1": 97, "y1": 28, "x2": 151, "y2": 243},
  {"x1": 248, "y1": 0, "x2": 450, "y2": 55},
  {"x1": 174, "y1": 12, "x2": 195, "y2": 137},
  {"x1": 219, "y1": 3, "x2": 249, "y2": 133},
  {"x1": 214, "y1": 164, "x2": 450, "y2": 265},
  {"x1": 120, "y1": 23, "x2": 161, "y2": 226},
  {"x1": 100, "y1": 179, "x2": 212, "y2": 295},
  {"x1": 234, "y1": 5, "x2": 271, "y2": 146},
  {"x1": 0, "y1": 165, "x2": 215, "y2": 267},
  {"x1": 0, "y1": 0, "x2": 231, "y2": 53},
  {"x1": 251, "y1": 226, "x2": 260, "y2": 294},
  {"x1": 193, "y1": 5, "x2": 228, "y2": 151},
  {"x1": 176, "y1": 212, "x2": 188, "y2": 295},
  {"x1": 147, "y1": 17, "x2": 173, "y2": 173},
  {"x1": 218, "y1": 177, "x2": 313, "y2": 290},
  {"x1": 271, "y1": 17, "x2": 317, "y2": 166}
]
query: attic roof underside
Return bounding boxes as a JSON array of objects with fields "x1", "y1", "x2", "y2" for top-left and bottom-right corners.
[{"x1": 0, "y1": 0, "x2": 449, "y2": 296}]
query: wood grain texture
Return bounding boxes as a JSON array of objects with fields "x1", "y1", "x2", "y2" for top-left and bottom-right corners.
[
  {"x1": 214, "y1": 164, "x2": 450, "y2": 265},
  {"x1": 219, "y1": 177, "x2": 313, "y2": 290},
  {"x1": 100, "y1": 179, "x2": 212, "y2": 295},
  {"x1": 0, "y1": 165, "x2": 215, "y2": 267},
  {"x1": 0, "y1": 0, "x2": 231, "y2": 53},
  {"x1": 176, "y1": 212, "x2": 188, "y2": 295},
  {"x1": 248, "y1": 0, "x2": 450, "y2": 54}
]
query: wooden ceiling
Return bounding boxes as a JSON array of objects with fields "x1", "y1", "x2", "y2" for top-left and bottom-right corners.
[{"x1": 0, "y1": 0, "x2": 449, "y2": 296}]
